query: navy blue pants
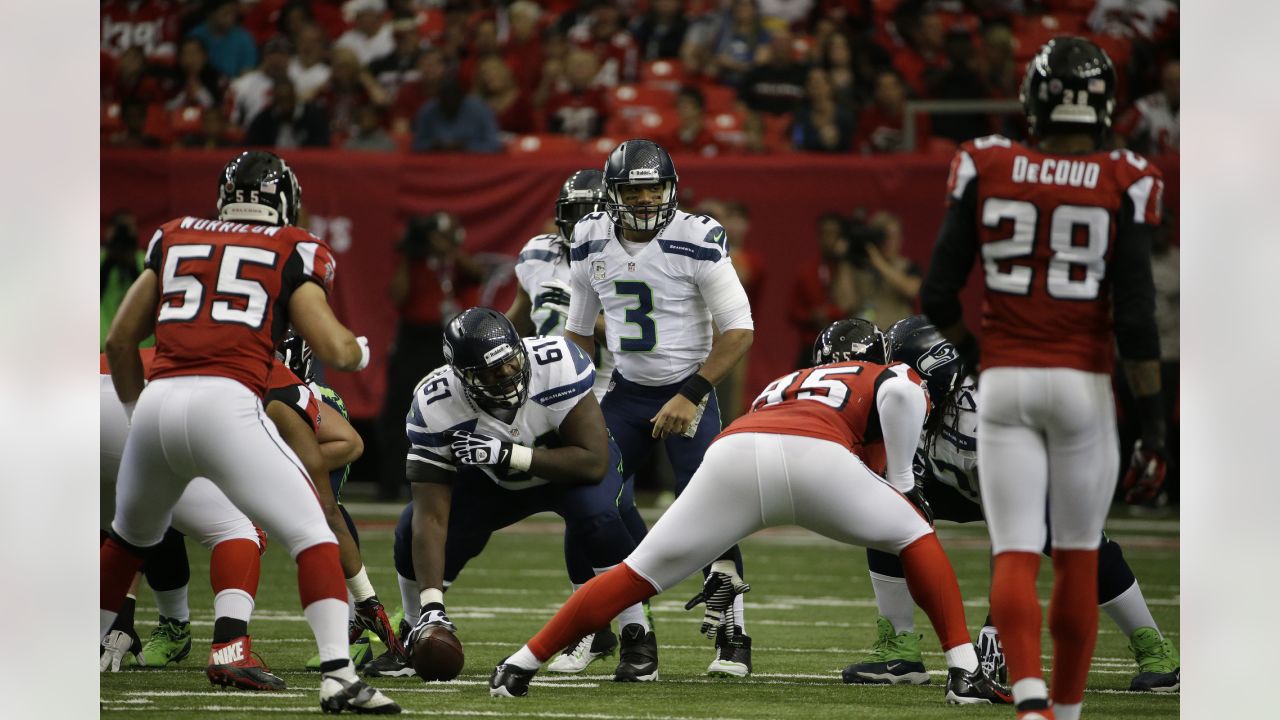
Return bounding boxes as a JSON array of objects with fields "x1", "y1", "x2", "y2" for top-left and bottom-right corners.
[{"x1": 394, "y1": 442, "x2": 634, "y2": 587}]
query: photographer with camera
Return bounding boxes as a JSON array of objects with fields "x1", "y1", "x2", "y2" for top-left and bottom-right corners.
[
  {"x1": 846, "y1": 210, "x2": 922, "y2": 328},
  {"x1": 787, "y1": 212, "x2": 865, "y2": 368},
  {"x1": 377, "y1": 212, "x2": 484, "y2": 500}
]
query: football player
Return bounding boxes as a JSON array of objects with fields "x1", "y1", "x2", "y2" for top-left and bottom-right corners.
[
  {"x1": 101, "y1": 151, "x2": 399, "y2": 714},
  {"x1": 841, "y1": 317, "x2": 1179, "y2": 693},
  {"x1": 563, "y1": 139, "x2": 756, "y2": 675},
  {"x1": 385, "y1": 308, "x2": 651, "y2": 681},
  {"x1": 919, "y1": 38, "x2": 1167, "y2": 720},
  {"x1": 488, "y1": 319, "x2": 1009, "y2": 704}
]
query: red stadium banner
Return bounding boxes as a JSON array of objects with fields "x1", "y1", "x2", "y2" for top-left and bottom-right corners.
[{"x1": 102, "y1": 150, "x2": 1179, "y2": 419}]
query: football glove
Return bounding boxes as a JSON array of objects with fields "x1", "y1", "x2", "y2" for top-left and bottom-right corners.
[
  {"x1": 536, "y1": 280, "x2": 573, "y2": 316},
  {"x1": 353, "y1": 596, "x2": 407, "y2": 658},
  {"x1": 684, "y1": 563, "x2": 751, "y2": 640},
  {"x1": 99, "y1": 629, "x2": 144, "y2": 672},
  {"x1": 448, "y1": 430, "x2": 513, "y2": 473},
  {"x1": 407, "y1": 608, "x2": 457, "y2": 648},
  {"x1": 1121, "y1": 439, "x2": 1167, "y2": 505},
  {"x1": 355, "y1": 336, "x2": 371, "y2": 371}
]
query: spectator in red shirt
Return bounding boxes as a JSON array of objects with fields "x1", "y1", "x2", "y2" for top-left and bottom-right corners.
[
  {"x1": 107, "y1": 100, "x2": 165, "y2": 148},
  {"x1": 101, "y1": 0, "x2": 181, "y2": 64},
  {"x1": 545, "y1": 48, "x2": 609, "y2": 139},
  {"x1": 164, "y1": 37, "x2": 227, "y2": 111},
  {"x1": 390, "y1": 46, "x2": 447, "y2": 135},
  {"x1": 567, "y1": 2, "x2": 638, "y2": 86},
  {"x1": 501, "y1": 1, "x2": 546, "y2": 93},
  {"x1": 474, "y1": 56, "x2": 537, "y2": 135},
  {"x1": 660, "y1": 85, "x2": 721, "y2": 156},
  {"x1": 788, "y1": 212, "x2": 862, "y2": 367},
  {"x1": 853, "y1": 68, "x2": 930, "y2": 154}
]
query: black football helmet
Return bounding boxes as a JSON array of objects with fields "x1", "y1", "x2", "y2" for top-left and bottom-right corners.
[
  {"x1": 277, "y1": 329, "x2": 315, "y2": 383},
  {"x1": 216, "y1": 151, "x2": 302, "y2": 226},
  {"x1": 886, "y1": 316, "x2": 963, "y2": 406},
  {"x1": 555, "y1": 169, "x2": 605, "y2": 244},
  {"x1": 813, "y1": 318, "x2": 888, "y2": 366},
  {"x1": 442, "y1": 308, "x2": 530, "y2": 410},
  {"x1": 1020, "y1": 36, "x2": 1116, "y2": 140},
  {"x1": 602, "y1": 139, "x2": 679, "y2": 232}
]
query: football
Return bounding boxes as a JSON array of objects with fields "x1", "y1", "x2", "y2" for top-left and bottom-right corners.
[{"x1": 410, "y1": 625, "x2": 465, "y2": 681}]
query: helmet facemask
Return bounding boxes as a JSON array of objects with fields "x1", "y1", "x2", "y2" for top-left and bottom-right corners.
[
  {"x1": 555, "y1": 193, "x2": 603, "y2": 244},
  {"x1": 456, "y1": 346, "x2": 531, "y2": 411},
  {"x1": 606, "y1": 175, "x2": 678, "y2": 233}
]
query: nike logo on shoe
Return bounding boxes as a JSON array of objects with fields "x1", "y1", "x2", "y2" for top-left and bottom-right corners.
[{"x1": 210, "y1": 642, "x2": 246, "y2": 665}]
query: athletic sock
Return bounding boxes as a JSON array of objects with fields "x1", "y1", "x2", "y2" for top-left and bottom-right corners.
[
  {"x1": 870, "y1": 571, "x2": 916, "y2": 633},
  {"x1": 345, "y1": 565, "x2": 376, "y2": 603},
  {"x1": 1054, "y1": 702, "x2": 1081, "y2": 720},
  {"x1": 991, "y1": 551, "x2": 1044, "y2": 688},
  {"x1": 1050, "y1": 549, "x2": 1099, "y2": 710},
  {"x1": 1099, "y1": 581, "x2": 1160, "y2": 638},
  {"x1": 732, "y1": 592, "x2": 746, "y2": 634},
  {"x1": 154, "y1": 587, "x2": 190, "y2": 623},
  {"x1": 297, "y1": 543, "x2": 349, "y2": 664},
  {"x1": 507, "y1": 645, "x2": 541, "y2": 671},
  {"x1": 101, "y1": 538, "x2": 147, "y2": 638},
  {"x1": 398, "y1": 573, "x2": 421, "y2": 626},
  {"x1": 945, "y1": 644, "x2": 979, "y2": 673},
  {"x1": 528, "y1": 562, "x2": 657, "y2": 662},
  {"x1": 899, "y1": 533, "x2": 970, "y2": 651}
]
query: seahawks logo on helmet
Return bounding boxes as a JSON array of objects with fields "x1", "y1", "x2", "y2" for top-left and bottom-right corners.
[{"x1": 916, "y1": 341, "x2": 960, "y2": 378}]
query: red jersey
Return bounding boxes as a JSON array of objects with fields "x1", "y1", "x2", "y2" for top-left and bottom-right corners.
[
  {"x1": 720, "y1": 362, "x2": 928, "y2": 463},
  {"x1": 143, "y1": 216, "x2": 336, "y2": 398},
  {"x1": 942, "y1": 135, "x2": 1164, "y2": 373},
  {"x1": 101, "y1": 0, "x2": 181, "y2": 63},
  {"x1": 101, "y1": 347, "x2": 320, "y2": 431}
]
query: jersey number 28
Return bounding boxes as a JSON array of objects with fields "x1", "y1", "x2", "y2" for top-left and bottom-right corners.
[{"x1": 981, "y1": 200, "x2": 1110, "y2": 300}]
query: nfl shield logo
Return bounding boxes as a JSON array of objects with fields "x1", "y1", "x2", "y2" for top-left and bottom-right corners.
[
  {"x1": 592, "y1": 260, "x2": 606, "y2": 280},
  {"x1": 627, "y1": 262, "x2": 636, "y2": 272}
]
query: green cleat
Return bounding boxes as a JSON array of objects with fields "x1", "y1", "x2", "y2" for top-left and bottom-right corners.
[
  {"x1": 1128, "y1": 627, "x2": 1180, "y2": 692},
  {"x1": 140, "y1": 617, "x2": 192, "y2": 667},
  {"x1": 306, "y1": 628, "x2": 373, "y2": 671},
  {"x1": 841, "y1": 616, "x2": 930, "y2": 685}
]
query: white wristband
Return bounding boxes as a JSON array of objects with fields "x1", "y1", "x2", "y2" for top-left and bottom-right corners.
[
  {"x1": 509, "y1": 443, "x2": 533, "y2": 473},
  {"x1": 419, "y1": 587, "x2": 444, "y2": 608},
  {"x1": 355, "y1": 336, "x2": 370, "y2": 371}
]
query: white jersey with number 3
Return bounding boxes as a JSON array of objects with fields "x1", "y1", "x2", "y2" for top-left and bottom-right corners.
[
  {"x1": 405, "y1": 336, "x2": 596, "y2": 490},
  {"x1": 565, "y1": 209, "x2": 751, "y2": 386},
  {"x1": 513, "y1": 233, "x2": 613, "y2": 400}
]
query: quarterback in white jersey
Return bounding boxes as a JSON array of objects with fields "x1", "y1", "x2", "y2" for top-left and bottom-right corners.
[
  {"x1": 507, "y1": 169, "x2": 614, "y2": 401},
  {"x1": 393, "y1": 308, "x2": 653, "y2": 682},
  {"x1": 564, "y1": 139, "x2": 755, "y2": 677},
  {"x1": 843, "y1": 317, "x2": 1180, "y2": 694}
]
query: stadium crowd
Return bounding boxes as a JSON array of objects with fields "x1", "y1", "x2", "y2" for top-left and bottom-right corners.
[{"x1": 102, "y1": 0, "x2": 1179, "y2": 156}]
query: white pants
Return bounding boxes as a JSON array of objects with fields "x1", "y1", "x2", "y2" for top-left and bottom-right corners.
[
  {"x1": 627, "y1": 433, "x2": 932, "y2": 592},
  {"x1": 977, "y1": 367, "x2": 1119, "y2": 554},
  {"x1": 110, "y1": 376, "x2": 334, "y2": 556}
]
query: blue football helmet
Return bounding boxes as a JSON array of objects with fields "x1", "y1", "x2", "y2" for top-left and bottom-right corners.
[
  {"x1": 442, "y1": 308, "x2": 530, "y2": 410},
  {"x1": 602, "y1": 139, "x2": 678, "y2": 232},
  {"x1": 885, "y1": 315, "x2": 964, "y2": 406},
  {"x1": 555, "y1": 169, "x2": 605, "y2": 244}
]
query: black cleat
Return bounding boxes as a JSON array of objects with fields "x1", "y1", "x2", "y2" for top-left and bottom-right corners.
[
  {"x1": 613, "y1": 624, "x2": 659, "y2": 682},
  {"x1": 707, "y1": 625, "x2": 752, "y2": 677},
  {"x1": 489, "y1": 658, "x2": 537, "y2": 698},
  {"x1": 944, "y1": 666, "x2": 1013, "y2": 705}
]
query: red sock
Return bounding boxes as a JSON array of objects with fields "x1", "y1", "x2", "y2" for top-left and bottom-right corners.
[
  {"x1": 296, "y1": 543, "x2": 346, "y2": 607},
  {"x1": 528, "y1": 562, "x2": 656, "y2": 661},
  {"x1": 1050, "y1": 548, "x2": 1099, "y2": 707},
  {"x1": 211, "y1": 539, "x2": 262, "y2": 598},
  {"x1": 101, "y1": 538, "x2": 146, "y2": 613},
  {"x1": 899, "y1": 533, "x2": 970, "y2": 650},
  {"x1": 991, "y1": 551, "x2": 1043, "y2": 685}
]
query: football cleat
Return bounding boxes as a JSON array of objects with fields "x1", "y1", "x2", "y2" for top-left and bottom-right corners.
[
  {"x1": 100, "y1": 629, "x2": 144, "y2": 672},
  {"x1": 354, "y1": 596, "x2": 408, "y2": 660},
  {"x1": 362, "y1": 616, "x2": 415, "y2": 678},
  {"x1": 546, "y1": 628, "x2": 618, "y2": 673},
  {"x1": 977, "y1": 625, "x2": 1008, "y2": 684},
  {"x1": 944, "y1": 666, "x2": 1013, "y2": 704},
  {"x1": 706, "y1": 625, "x2": 752, "y2": 677},
  {"x1": 1128, "y1": 627, "x2": 1180, "y2": 692},
  {"x1": 489, "y1": 658, "x2": 537, "y2": 698},
  {"x1": 319, "y1": 670, "x2": 401, "y2": 714},
  {"x1": 141, "y1": 616, "x2": 192, "y2": 667},
  {"x1": 206, "y1": 636, "x2": 287, "y2": 691},
  {"x1": 613, "y1": 624, "x2": 659, "y2": 682},
  {"x1": 309, "y1": 628, "x2": 374, "y2": 671},
  {"x1": 841, "y1": 616, "x2": 930, "y2": 685}
]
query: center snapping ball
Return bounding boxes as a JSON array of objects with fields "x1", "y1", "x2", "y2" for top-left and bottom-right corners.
[{"x1": 411, "y1": 625, "x2": 465, "y2": 681}]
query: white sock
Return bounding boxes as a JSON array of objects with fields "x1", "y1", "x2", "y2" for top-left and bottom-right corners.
[
  {"x1": 733, "y1": 592, "x2": 746, "y2": 633},
  {"x1": 154, "y1": 586, "x2": 190, "y2": 622},
  {"x1": 347, "y1": 590, "x2": 355, "y2": 622},
  {"x1": 100, "y1": 609, "x2": 118, "y2": 640},
  {"x1": 944, "y1": 643, "x2": 978, "y2": 673},
  {"x1": 870, "y1": 571, "x2": 915, "y2": 633},
  {"x1": 323, "y1": 661, "x2": 358, "y2": 682},
  {"x1": 213, "y1": 589, "x2": 254, "y2": 624},
  {"x1": 570, "y1": 582, "x2": 585, "y2": 592},
  {"x1": 507, "y1": 644, "x2": 541, "y2": 671},
  {"x1": 1100, "y1": 581, "x2": 1160, "y2": 638},
  {"x1": 1054, "y1": 701, "x2": 1082, "y2": 720},
  {"x1": 345, "y1": 566, "x2": 376, "y2": 603},
  {"x1": 304, "y1": 597, "x2": 351, "y2": 664},
  {"x1": 397, "y1": 573, "x2": 421, "y2": 625},
  {"x1": 617, "y1": 602, "x2": 649, "y2": 632},
  {"x1": 1011, "y1": 677, "x2": 1048, "y2": 705}
]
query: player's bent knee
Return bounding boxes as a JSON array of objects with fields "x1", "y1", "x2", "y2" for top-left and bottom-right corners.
[
  {"x1": 280, "y1": 523, "x2": 339, "y2": 560},
  {"x1": 109, "y1": 523, "x2": 166, "y2": 552}
]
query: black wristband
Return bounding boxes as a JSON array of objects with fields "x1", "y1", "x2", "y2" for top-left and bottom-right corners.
[
  {"x1": 1136, "y1": 392, "x2": 1166, "y2": 447},
  {"x1": 424, "y1": 602, "x2": 446, "y2": 613},
  {"x1": 678, "y1": 373, "x2": 714, "y2": 405}
]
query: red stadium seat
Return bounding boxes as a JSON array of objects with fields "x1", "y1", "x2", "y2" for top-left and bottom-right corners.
[
  {"x1": 101, "y1": 101, "x2": 123, "y2": 137},
  {"x1": 169, "y1": 105, "x2": 204, "y2": 140},
  {"x1": 710, "y1": 112, "x2": 746, "y2": 149},
  {"x1": 143, "y1": 104, "x2": 173, "y2": 144},
  {"x1": 924, "y1": 135, "x2": 958, "y2": 156},
  {"x1": 506, "y1": 134, "x2": 584, "y2": 155},
  {"x1": 586, "y1": 136, "x2": 619, "y2": 156},
  {"x1": 609, "y1": 84, "x2": 676, "y2": 121},
  {"x1": 639, "y1": 59, "x2": 687, "y2": 92},
  {"x1": 628, "y1": 109, "x2": 678, "y2": 137},
  {"x1": 700, "y1": 83, "x2": 739, "y2": 114}
]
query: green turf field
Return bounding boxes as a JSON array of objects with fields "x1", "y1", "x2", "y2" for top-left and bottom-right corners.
[{"x1": 100, "y1": 505, "x2": 1180, "y2": 719}]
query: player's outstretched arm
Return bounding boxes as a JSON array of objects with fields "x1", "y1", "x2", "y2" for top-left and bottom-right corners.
[
  {"x1": 316, "y1": 401, "x2": 364, "y2": 470},
  {"x1": 104, "y1": 268, "x2": 160, "y2": 408},
  {"x1": 288, "y1": 282, "x2": 368, "y2": 372},
  {"x1": 409, "y1": 478, "x2": 453, "y2": 595}
]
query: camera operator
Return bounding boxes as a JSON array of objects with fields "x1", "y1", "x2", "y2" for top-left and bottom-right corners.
[
  {"x1": 788, "y1": 212, "x2": 865, "y2": 368},
  {"x1": 845, "y1": 210, "x2": 921, "y2": 327},
  {"x1": 377, "y1": 212, "x2": 483, "y2": 500}
]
